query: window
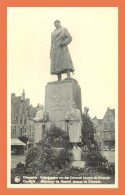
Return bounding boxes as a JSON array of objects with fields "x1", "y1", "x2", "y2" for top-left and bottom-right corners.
[
  {"x1": 104, "y1": 123, "x2": 108, "y2": 129},
  {"x1": 20, "y1": 128, "x2": 22, "y2": 136},
  {"x1": 104, "y1": 132, "x2": 109, "y2": 138},
  {"x1": 23, "y1": 128, "x2": 26, "y2": 133},
  {"x1": 14, "y1": 115, "x2": 17, "y2": 121},
  {"x1": 111, "y1": 122, "x2": 115, "y2": 130},
  {"x1": 11, "y1": 114, "x2": 14, "y2": 123},
  {"x1": 29, "y1": 128, "x2": 31, "y2": 136},
  {"x1": 32, "y1": 131, "x2": 34, "y2": 137},
  {"x1": 24, "y1": 118, "x2": 26, "y2": 124},
  {"x1": 11, "y1": 126, "x2": 16, "y2": 136},
  {"x1": 13, "y1": 128, "x2": 16, "y2": 135},
  {"x1": 23, "y1": 128, "x2": 26, "y2": 136},
  {"x1": 20, "y1": 118, "x2": 22, "y2": 124},
  {"x1": 111, "y1": 132, "x2": 115, "y2": 138},
  {"x1": 107, "y1": 115, "x2": 110, "y2": 121}
]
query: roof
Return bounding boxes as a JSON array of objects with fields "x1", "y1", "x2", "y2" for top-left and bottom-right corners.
[
  {"x1": 92, "y1": 117, "x2": 102, "y2": 126},
  {"x1": 110, "y1": 109, "x2": 115, "y2": 118},
  {"x1": 11, "y1": 96, "x2": 22, "y2": 113},
  {"x1": 103, "y1": 107, "x2": 115, "y2": 120},
  {"x1": 97, "y1": 119, "x2": 103, "y2": 126},
  {"x1": 11, "y1": 93, "x2": 38, "y2": 119},
  {"x1": 11, "y1": 138, "x2": 26, "y2": 146}
]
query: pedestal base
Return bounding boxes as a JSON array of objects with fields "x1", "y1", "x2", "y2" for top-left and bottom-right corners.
[
  {"x1": 70, "y1": 161, "x2": 86, "y2": 168},
  {"x1": 53, "y1": 147, "x2": 65, "y2": 154},
  {"x1": 69, "y1": 148, "x2": 85, "y2": 168},
  {"x1": 70, "y1": 148, "x2": 82, "y2": 161}
]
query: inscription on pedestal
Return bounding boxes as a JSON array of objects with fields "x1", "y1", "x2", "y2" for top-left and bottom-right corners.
[{"x1": 45, "y1": 79, "x2": 82, "y2": 131}]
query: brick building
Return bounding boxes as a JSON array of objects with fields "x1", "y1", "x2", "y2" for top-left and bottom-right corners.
[
  {"x1": 11, "y1": 90, "x2": 37, "y2": 142},
  {"x1": 92, "y1": 107, "x2": 115, "y2": 151}
]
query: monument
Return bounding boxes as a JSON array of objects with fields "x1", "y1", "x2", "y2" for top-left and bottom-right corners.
[
  {"x1": 44, "y1": 20, "x2": 85, "y2": 168},
  {"x1": 45, "y1": 20, "x2": 81, "y2": 131},
  {"x1": 33, "y1": 105, "x2": 47, "y2": 145}
]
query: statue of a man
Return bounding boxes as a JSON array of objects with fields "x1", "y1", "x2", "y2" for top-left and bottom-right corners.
[
  {"x1": 33, "y1": 105, "x2": 48, "y2": 144},
  {"x1": 50, "y1": 20, "x2": 74, "y2": 81},
  {"x1": 65, "y1": 102, "x2": 83, "y2": 149}
]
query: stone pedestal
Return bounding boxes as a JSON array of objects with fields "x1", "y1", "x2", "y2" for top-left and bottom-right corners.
[
  {"x1": 45, "y1": 79, "x2": 82, "y2": 132},
  {"x1": 70, "y1": 161, "x2": 85, "y2": 168},
  {"x1": 34, "y1": 122, "x2": 45, "y2": 144},
  {"x1": 70, "y1": 148, "x2": 82, "y2": 161},
  {"x1": 70, "y1": 148, "x2": 85, "y2": 168}
]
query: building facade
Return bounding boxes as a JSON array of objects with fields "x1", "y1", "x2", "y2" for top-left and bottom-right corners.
[
  {"x1": 11, "y1": 90, "x2": 37, "y2": 142},
  {"x1": 92, "y1": 107, "x2": 115, "y2": 151}
]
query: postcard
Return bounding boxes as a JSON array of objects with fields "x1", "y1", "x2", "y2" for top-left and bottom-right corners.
[{"x1": 0, "y1": 0, "x2": 122, "y2": 193}]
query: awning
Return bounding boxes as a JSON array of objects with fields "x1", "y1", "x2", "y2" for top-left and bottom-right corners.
[{"x1": 11, "y1": 138, "x2": 26, "y2": 146}]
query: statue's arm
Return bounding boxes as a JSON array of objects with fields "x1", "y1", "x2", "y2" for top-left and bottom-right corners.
[
  {"x1": 60, "y1": 28, "x2": 72, "y2": 46},
  {"x1": 78, "y1": 110, "x2": 83, "y2": 126}
]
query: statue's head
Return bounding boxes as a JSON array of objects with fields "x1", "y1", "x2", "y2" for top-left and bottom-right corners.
[
  {"x1": 72, "y1": 102, "x2": 77, "y2": 109},
  {"x1": 54, "y1": 20, "x2": 61, "y2": 28}
]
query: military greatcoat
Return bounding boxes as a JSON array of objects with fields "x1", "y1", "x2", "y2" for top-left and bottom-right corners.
[
  {"x1": 50, "y1": 27, "x2": 74, "y2": 75},
  {"x1": 65, "y1": 108, "x2": 82, "y2": 143}
]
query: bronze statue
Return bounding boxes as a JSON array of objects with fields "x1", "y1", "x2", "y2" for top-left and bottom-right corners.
[{"x1": 50, "y1": 20, "x2": 74, "y2": 81}]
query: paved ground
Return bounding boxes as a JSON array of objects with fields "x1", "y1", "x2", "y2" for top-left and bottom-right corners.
[{"x1": 11, "y1": 155, "x2": 26, "y2": 169}]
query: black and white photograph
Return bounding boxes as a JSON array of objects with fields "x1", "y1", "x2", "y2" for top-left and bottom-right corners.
[{"x1": 7, "y1": 7, "x2": 118, "y2": 188}]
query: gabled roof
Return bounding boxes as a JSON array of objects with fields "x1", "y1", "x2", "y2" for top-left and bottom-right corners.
[
  {"x1": 110, "y1": 109, "x2": 115, "y2": 118},
  {"x1": 11, "y1": 96, "x2": 22, "y2": 113},
  {"x1": 103, "y1": 107, "x2": 115, "y2": 120},
  {"x1": 92, "y1": 117, "x2": 102, "y2": 127},
  {"x1": 97, "y1": 119, "x2": 103, "y2": 126}
]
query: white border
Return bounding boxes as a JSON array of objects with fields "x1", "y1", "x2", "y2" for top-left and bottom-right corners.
[{"x1": 7, "y1": 6, "x2": 118, "y2": 188}]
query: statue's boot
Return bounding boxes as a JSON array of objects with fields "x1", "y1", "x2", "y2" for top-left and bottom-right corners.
[
  {"x1": 67, "y1": 70, "x2": 71, "y2": 79},
  {"x1": 57, "y1": 74, "x2": 62, "y2": 81}
]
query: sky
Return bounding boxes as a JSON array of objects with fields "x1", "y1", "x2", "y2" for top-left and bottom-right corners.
[{"x1": 7, "y1": 7, "x2": 118, "y2": 118}]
